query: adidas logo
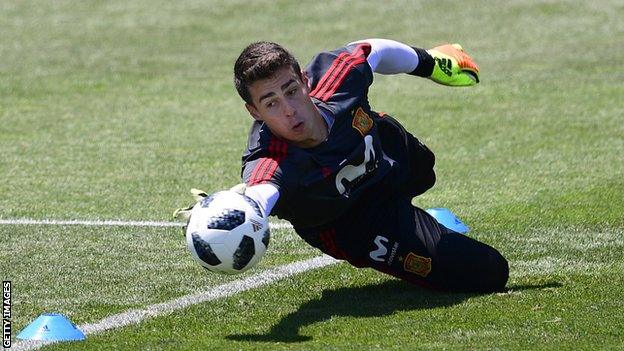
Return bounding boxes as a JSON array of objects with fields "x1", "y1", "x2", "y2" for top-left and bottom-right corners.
[
  {"x1": 435, "y1": 57, "x2": 453, "y2": 77},
  {"x1": 251, "y1": 220, "x2": 262, "y2": 232}
]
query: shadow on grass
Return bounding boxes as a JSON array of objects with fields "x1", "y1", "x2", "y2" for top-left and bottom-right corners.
[
  {"x1": 228, "y1": 279, "x2": 563, "y2": 343},
  {"x1": 226, "y1": 279, "x2": 480, "y2": 343},
  {"x1": 505, "y1": 281, "x2": 563, "y2": 291}
]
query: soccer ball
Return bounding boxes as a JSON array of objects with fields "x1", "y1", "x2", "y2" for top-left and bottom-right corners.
[{"x1": 185, "y1": 190, "x2": 269, "y2": 274}]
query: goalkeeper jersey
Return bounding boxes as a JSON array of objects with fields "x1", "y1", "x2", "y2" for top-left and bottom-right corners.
[{"x1": 241, "y1": 43, "x2": 415, "y2": 230}]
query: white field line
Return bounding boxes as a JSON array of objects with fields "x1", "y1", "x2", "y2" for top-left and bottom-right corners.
[
  {"x1": 0, "y1": 218, "x2": 292, "y2": 230},
  {"x1": 11, "y1": 255, "x2": 339, "y2": 351}
]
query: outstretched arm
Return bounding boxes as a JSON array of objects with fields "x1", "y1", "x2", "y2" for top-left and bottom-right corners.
[
  {"x1": 172, "y1": 183, "x2": 280, "y2": 222},
  {"x1": 350, "y1": 38, "x2": 421, "y2": 74},
  {"x1": 349, "y1": 38, "x2": 480, "y2": 86},
  {"x1": 243, "y1": 183, "x2": 280, "y2": 218}
]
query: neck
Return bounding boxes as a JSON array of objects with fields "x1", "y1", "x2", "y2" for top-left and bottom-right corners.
[{"x1": 293, "y1": 107, "x2": 327, "y2": 149}]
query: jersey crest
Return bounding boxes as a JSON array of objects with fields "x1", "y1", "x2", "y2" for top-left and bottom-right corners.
[
  {"x1": 403, "y1": 252, "x2": 432, "y2": 277},
  {"x1": 352, "y1": 107, "x2": 373, "y2": 136}
]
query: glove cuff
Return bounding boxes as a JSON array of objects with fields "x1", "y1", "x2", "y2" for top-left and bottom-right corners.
[{"x1": 408, "y1": 47, "x2": 435, "y2": 77}]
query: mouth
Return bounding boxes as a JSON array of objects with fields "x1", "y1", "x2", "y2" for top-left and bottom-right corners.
[{"x1": 292, "y1": 121, "x2": 304, "y2": 130}]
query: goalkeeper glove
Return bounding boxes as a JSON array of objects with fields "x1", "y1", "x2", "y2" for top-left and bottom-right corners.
[
  {"x1": 172, "y1": 188, "x2": 209, "y2": 220},
  {"x1": 172, "y1": 184, "x2": 247, "y2": 220},
  {"x1": 229, "y1": 183, "x2": 247, "y2": 195},
  {"x1": 427, "y1": 44, "x2": 480, "y2": 86}
]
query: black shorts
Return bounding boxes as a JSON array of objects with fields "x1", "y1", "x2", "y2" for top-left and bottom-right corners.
[{"x1": 305, "y1": 197, "x2": 509, "y2": 293}]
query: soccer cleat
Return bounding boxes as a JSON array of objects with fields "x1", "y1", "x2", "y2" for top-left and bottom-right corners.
[{"x1": 427, "y1": 44, "x2": 480, "y2": 86}]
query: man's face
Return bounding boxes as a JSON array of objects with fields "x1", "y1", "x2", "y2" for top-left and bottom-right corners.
[{"x1": 245, "y1": 66, "x2": 325, "y2": 148}]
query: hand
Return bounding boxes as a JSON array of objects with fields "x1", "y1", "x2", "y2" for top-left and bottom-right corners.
[
  {"x1": 172, "y1": 188, "x2": 209, "y2": 220},
  {"x1": 229, "y1": 183, "x2": 247, "y2": 195},
  {"x1": 427, "y1": 44, "x2": 480, "y2": 86},
  {"x1": 172, "y1": 184, "x2": 247, "y2": 220}
]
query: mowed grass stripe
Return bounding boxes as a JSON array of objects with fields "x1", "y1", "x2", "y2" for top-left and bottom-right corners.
[
  {"x1": 10, "y1": 255, "x2": 338, "y2": 351},
  {"x1": 0, "y1": 218, "x2": 292, "y2": 230}
]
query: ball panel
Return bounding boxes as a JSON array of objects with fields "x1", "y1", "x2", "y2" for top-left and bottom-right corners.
[
  {"x1": 232, "y1": 235, "x2": 255, "y2": 270},
  {"x1": 242, "y1": 194, "x2": 263, "y2": 217},
  {"x1": 190, "y1": 232, "x2": 222, "y2": 266},
  {"x1": 262, "y1": 229, "x2": 270, "y2": 248},
  {"x1": 199, "y1": 194, "x2": 216, "y2": 208},
  {"x1": 206, "y1": 209, "x2": 245, "y2": 231}
]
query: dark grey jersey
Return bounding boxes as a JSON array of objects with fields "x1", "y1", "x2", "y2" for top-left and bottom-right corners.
[{"x1": 242, "y1": 43, "x2": 402, "y2": 229}]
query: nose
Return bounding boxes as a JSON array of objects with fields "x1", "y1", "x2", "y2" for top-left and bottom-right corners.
[{"x1": 282, "y1": 100, "x2": 296, "y2": 117}]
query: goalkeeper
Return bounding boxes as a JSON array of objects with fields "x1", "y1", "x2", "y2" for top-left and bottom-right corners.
[{"x1": 188, "y1": 39, "x2": 507, "y2": 292}]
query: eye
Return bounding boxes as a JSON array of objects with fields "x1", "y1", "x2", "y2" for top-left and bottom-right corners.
[
  {"x1": 287, "y1": 88, "x2": 297, "y2": 96},
  {"x1": 266, "y1": 101, "x2": 276, "y2": 108}
]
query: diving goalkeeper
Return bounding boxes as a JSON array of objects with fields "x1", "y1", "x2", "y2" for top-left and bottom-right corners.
[{"x1": 183, "y1": 39, "x2": 508, "y2": 292}]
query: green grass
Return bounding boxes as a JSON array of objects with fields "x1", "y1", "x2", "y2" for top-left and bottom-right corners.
[{"x1": 1, "y1": 0, "x2": 623, "y2": 349}]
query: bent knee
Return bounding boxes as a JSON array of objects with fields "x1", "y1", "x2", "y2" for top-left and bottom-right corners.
[{"x1": 480, "y1": 248, "x2": 509, "y2": 293}]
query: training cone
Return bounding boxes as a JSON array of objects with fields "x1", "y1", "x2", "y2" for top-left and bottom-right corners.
[
  {"x1": 17, "y1": 313, "x2": 86, "y2": 341},
  {"x1": 426, "y1": 208, "x2": 470, "y2": 234}
]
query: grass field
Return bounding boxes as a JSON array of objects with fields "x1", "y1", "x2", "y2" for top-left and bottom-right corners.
[{"x1": 2, "y1": 0, "x2": 623, "y2": 349}]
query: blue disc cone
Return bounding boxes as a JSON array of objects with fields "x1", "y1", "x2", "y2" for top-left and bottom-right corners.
[
  {"x1": 426, "y1": 208, "x2": 470, "y2": 234},
  {"x1": 17, "y1": 313, "x2": 85, "y2": 341}
]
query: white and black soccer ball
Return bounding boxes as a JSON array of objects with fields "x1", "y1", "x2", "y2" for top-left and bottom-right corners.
[{"x1": 185, "y1": 190, "x2": 269, "y2": 274}]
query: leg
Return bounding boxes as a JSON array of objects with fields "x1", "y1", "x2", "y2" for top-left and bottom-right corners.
[
  {"x1": 411, "y1": 205, "x2": 509, "y2": 292},
  {"x1": 342, "y1": 200, "x2": 508, "y2": 293}
]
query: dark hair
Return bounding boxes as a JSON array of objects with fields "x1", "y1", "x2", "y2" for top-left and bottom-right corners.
[{"x1": 234, "y1": 41, "x2": 302, "y2": 105}]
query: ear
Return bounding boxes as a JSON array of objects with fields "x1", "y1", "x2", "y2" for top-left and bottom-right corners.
[
  {"x1": 245, "y1": 103, "x2": 262, "y2": 121},
  {"x1": 301, "y1": 70, "x2": 311, "y2": 91}
]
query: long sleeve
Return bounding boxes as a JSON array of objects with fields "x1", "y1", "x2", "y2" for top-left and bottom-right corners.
[
  {"x1": 348, "y1": 38, "x2": 434, "y2": 77},
  {"x1": 245, "y1": 183, "x2": 280, "y2": 217},
  {"x1": 349, "y1": 38, "x2": 418, "y2": 74}
]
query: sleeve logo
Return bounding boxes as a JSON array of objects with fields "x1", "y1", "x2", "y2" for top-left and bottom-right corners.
[{"x1": 352, "y1": 107, "x2": 373, "y2": 136}]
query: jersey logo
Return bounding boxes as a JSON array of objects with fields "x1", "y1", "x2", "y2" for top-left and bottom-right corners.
[
  {"x1": 335, "y1": 135, "x2": 376, "y2": 195},
  {"x1": 403, "y1": 252, "x2": 432, "y2": 277},
  {"x1": 352, "y1": 107, "x2": 373, "y2": 136},
  {"x1": 369, "y1": 235, "x2": 389, "y2": 262}
]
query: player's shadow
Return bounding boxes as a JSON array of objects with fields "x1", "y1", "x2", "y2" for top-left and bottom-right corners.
[
  {"x1": 227, "y1": 280, "x2": 470, "y2": 343},
  {"x1": 227, "y1": 279, "x2": 561, "y2": 343},
  {"x1": 506, "y1": 281, "x2": 562, "y2": 291}
]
